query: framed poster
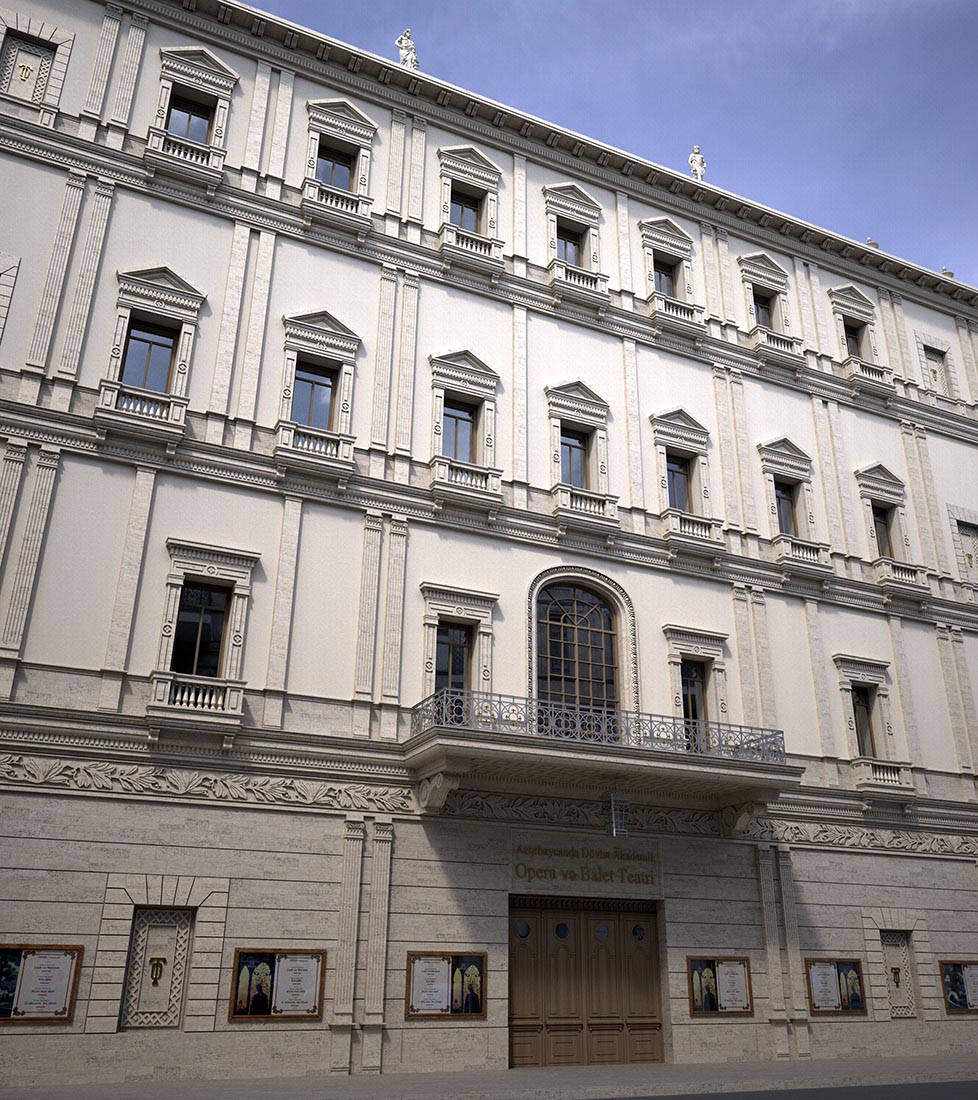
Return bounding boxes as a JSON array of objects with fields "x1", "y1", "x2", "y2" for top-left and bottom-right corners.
[
  {"x1": 227, "y1": 948, "x2": 326, "y2": 1022},
  {"x1": 405, "y1": 952, "x2": 487, "y2": 1019},
  {"x1": 0, "y1": 945, "x2": 83, "y2": 1024},
  {"x1": 804, "y1": 958, "x2": 868, "y2": 1015},
  {"x1": 939, "y1": 960, "x2": 978, "y2": 1013},
  {"x1": 687, "y1": 956, "x2": 753, "y2": 1016}
]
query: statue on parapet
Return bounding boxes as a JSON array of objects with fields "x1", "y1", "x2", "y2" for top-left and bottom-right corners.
[
  {"x1": 395, "y1": 28, "x2": 419, "y2": 70},
  {"x1": 688, "y1": 145, "x2": 706, "y2": 181}
]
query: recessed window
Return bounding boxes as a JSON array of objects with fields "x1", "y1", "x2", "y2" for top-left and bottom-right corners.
[
  {"x1": 666, "y1": 453, "x2": 690, "y2": 512},
  {"x1": 166, "y1": 94, "x2": 213, "y2": 144},
  {"x1": 753, "y1": 289, "x2": 774, "y2": 329},
  {"x1": 449, "y1": 189, "x2": 480, "y2": 233},
  {"x1": 774, "y1": 480, "x2": 797, "y2": 536},
  {"x1": 556, "y1": 224, "x2": 583, "y2": 267},
  {"x1": 844, "y1": 322, "x2": 864, "y2": 359},
  {"x1": 653, "y1": 260, "x2": 677, "y2": 298},
  {"x1": 560, "y1": 428, "x2": 588, "y2": 488},
  {"x1": 442, "y1": 399, "x2": 475, "y2": 463},
  {"x1": 680, "y1": 660, "x2": 707, "y2": 724},
  {"x1": 536, "y1": 584, "x2": 618, "y2": 711},
  {"x1": 292, "y1": 361, "x2": 337, "y2": 431},
  {"x1": 872, "y1": 504, "x2": 894, "y2": 559},
  {"x1": 851, "y1": 683, "x2": 877, "y2": 757},
  {"x1": 315, "y1": 143, "x2": 352, "y2": 190},
  {"x1": 923, "y1": 346, "x2": 947, "y2": 390},
  {"x1": 121, "y1": 323, "x2": 177, "y2": 393},
  {"x1": 435, "y1": 624, "x2": 471, "y2": 692},
  {"x1": 171, "y1": 583, "x2": 229, "y2": 678}
]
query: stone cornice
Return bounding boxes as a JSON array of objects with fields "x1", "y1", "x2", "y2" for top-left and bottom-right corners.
[{"x1": 126, "y1": 0, "x2": 978, "y2": 311}]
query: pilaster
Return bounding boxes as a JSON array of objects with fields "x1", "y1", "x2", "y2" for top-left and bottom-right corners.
[
  {"x1": 263, "y1": 496, "x2": 303, "y2": 728},
  {"x1": 381, "y1": 517, "x2": 408, "y2": 707},
  {"x1": 712, "y1": 366, "x2": 741, "y2": 531},
  {"x1": 732, "y1": 585, "x2": 759, "y2": 725},
  {"x1": 232, "y1": 229, "x2": 276, "y2": 447},
  {"x1": 511, "y1": 305, "x2": 529, "y2": 508},
  {"x1": 513, "y1": 153, "x2": 527, "y2": 277},
  {"x1": 207, "y1": 222, "x2": 251, "y2": 444},
  {"x1": 776, "y1": 848, "x2": 810, "y2": 1056},
  {"x1": 405, "y1": 115, "x2": 426, "y2": 243},
  {"x1": 361, "y1": 820, "x2": 394, "y2": 1074},
  {"x1": 354, "y1": 514, "x2": 384, "y2": 702},
  {"x1": 729, "y1": 370, "x2": 757, "y2": 531},
  {"x1": 385, "y1": 109, "x2": 406, "y2": 234},
  {"x1": 756, "y1": 846, "x2": 789, "y2": 1057},
  {"x1": 615, "y1": 190, "x2": 632, "y2": 304},
  {"x1": 0, "y1": 441, "x2": 27, "y2": 565},
  {"x1": 369, "y1": 266, "x2": 399, "y2": 476},
  {"x1": 393, "y1": 271, "x2": 420, "y2": 476},
  {"x1": 80, "y1": 3, "x2": 122, "y2": 135},
  {"x1": 241, "y1": 61, "x2": 272, "y2": 190},
  {"x1": 804, "y1": 599, "x2": 837, "y2": 760},
  {"x1": 108, "y1": 14, "x2": 147, "y2": 145},
  {"x1": 935, "y1": 623, "x2": 974, "y2": 777},
  {"x1": 265, "y1": 69, "x2": 293, "y2": 199},
  {"x1": 331, "y1": 817, "x2": 366, "y2": 1074}
]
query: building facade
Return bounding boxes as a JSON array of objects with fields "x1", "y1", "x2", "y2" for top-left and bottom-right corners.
[{"x1": 1, "y1": 0, "x2": 978, "y2": 1086}]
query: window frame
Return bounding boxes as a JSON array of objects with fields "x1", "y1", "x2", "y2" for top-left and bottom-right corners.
[
  {"x1": 535, "y1": 582, "x2": 620, "y2": 712},
  {"x1": 833, "y1": 654, "x2": 893, "y2": 762},
  {"x1": 639, "y1": 217, "x2": 696, "y2": 305},
  {"x1": 278, "y1": 310, "x2": 359, "y2": 441},
  {"x1": 165, "y1": 92, "x2": 213, "y2": 144},
  {"x1": 120, "y1": 320, "x2": 179, "y2": 394},
  {"x1": 291, "y1": 359, "x2": 339, "y2": 433},
  {"x1": 662, "y1": 624, "x2": 729, "y2": 731},
  {"x1": 543, "y1": 183, "x2": 603, "y2": 274},
  {"x1": 546, "y1": 382, "x2": 613, "y2": 502},
  {"x1": 153, "y1": 46, "x2": 238, "y2": 153},
  {"x1": 170, "y1": 581, "x2": 231, "y2": 679},
  {"x1": 913, "y1": 330, "x2": 959, "y2": 399},
  {"x1": 429, "y1": 350, "x2": 500, "y2": 477},
  {"x1": 828, "y1": 285, "x2": 882, "y2": 367},
  {"x1": 438, "y1": 145, "x2": 502, "y2": 244},
  {"x1": 314, "y1": 141, "x2": 354, "y2": 191},
  {"x1": 757, "y1": 437, "x2": 818, "y2": 544},
  {"x1": 420, "y1": 583, "x2": 498, "y2": 698},
  {"x1": 738, "y1": 252, "x2": 792, "y2": 337},
  {"x1": 650, "y1": 409, "x2": 713, "y2": 519},
  {"x1": 854, "y1": 464, "x2": 912, "y2": 564},
  {"x1": 303, "y1": 99, "x2": 378, "y2": 222}
]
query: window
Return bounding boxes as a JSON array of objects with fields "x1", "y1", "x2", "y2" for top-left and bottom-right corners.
[
  {"x1": 442, "y1": 399, "x2": 475, "y2": 463},
  {"x1": 450, "y1": 188, "x2": 480, "y2": 233},
  {"x1": 292, "y1": 361, "x2": 337, "y2": 431},
  {"x1": 556, "y1": 223, "x2": 583, "y2": 267},
  {"x1": 752, "y1": 289, "x2": 774, "y2": 329},
  {"x1": 872, "y1": 504, "x2": 894, "y2": 559},
  {"x1": 166, "y1": 93, "x2": 212, "y2": 144},
  {"x1": 666, "y1": 453, "x2": 690, "y2": 512},
  {"x1": 171, "y1": 583, "x2": 228, "y2": 678},
  {"x1": 774, "y1": 481, "x2": 797, "y2": 536},
  {"x1": 544, "y1": 183, "x2": 603, "y2": 279},
  {"x1": 844, "y1": 321, "x2": 864, "y2": 359},
  {"x1": 663, "y1": 625, "x2": 728, "y2": 737},
  {"x1": 435, "y1": 624, "x2": 471, "y2": 691},
  {"x1": 680, "y1": 659, "x2": 707, "y2": 723},
  {"x1": 120, "y1": 322, "x2": 177, "y2": 393},
  {"x1": 315, "y1": 142, "x2": 353, "y2": 190},
  {"x1": 850, "y1": 683, "x2": 877, "y2": 757},
  {"x1": 653, "y1": 261, "x2": 677, "y2": 298},
  {"x1": 536, "y1": 584, "x2": 617, "y2": 710},
  {"x1": 560, "y1": 428, "x2": 589, "y2": 489}
]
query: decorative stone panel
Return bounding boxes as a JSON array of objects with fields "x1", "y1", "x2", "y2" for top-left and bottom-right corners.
[{"x1": 121, "y1": 908, "x2": 195, "y2": 1028}]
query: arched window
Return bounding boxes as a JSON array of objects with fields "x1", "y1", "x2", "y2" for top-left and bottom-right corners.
[{"x1": 536, "y1": 585, "x2": 618, "y2": 710}]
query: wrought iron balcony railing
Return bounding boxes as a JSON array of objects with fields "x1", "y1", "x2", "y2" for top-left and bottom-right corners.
[{"x1": 411, "y1": 689, "x2": 787, "y2": 765}]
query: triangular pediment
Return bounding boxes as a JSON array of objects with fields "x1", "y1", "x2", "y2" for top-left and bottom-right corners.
[
  {"x1": 856, "y1": 462, "x2": 903, "y2": 486},
  {"x1": 307, "y1": 98, "x2": 378, "y2": 131},
  {"x1": 830, "y1": 285, "x2": 875, "y2": 309},
  {"x1": 159, "y1": 46, "x2": 240, "y2": 82},
  {"x1": 544, "y1": 182, "x2": 602, "y2": 210},
  {"x1": 652, "y1": 407, "x2": 709, "y2": 434},
  {"x1": 639, "y1": 217, "x2": 693, "y2": 243},
  {"x1": 758, "y1": 436, "x2": 811, "y2": 461},
  {"x1": 118, "y1": 267, "x2": 203, "y2": 297},
  {"x1": 547, "y1": 380, "x2": 608, "y2": 406},
  {"x1": 439, "y1": 145, "x2": 504, "y2": 175},
  {"x1": 429, "y1": 350, "x2": 499, "y2": 379},
  {"x1": 739, "y1": 251, "x2": 790, "y2": 278},
  {"x1": 286, "y1": 309, "x2": 359, "y2": 339}
]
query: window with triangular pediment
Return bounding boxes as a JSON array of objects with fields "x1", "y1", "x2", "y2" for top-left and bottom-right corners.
[{"x1": 279, "y1": 310, "x2": 361, "y2": 439}]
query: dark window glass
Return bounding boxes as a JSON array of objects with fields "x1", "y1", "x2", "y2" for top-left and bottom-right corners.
[
  {"x1": 774, "y1": 481, "x2": 796, "y2": 536},
  {"x1": 753, "y1": 291, "x2": 774, "y2": 329},
  {"x1": 666, "y1": 454, "x2": 690, "y2": 512},
  {"x1": 653, "y1": 262, "x2": 676, "y2": 297},
  {"x1": 167, "y1": 96, "x2": 211, "y2": 144},
  {"x1": 293, "y1": 363, "x2": 336, "y2": 431},
  {"x1": 844, "y1": 323, "x2": 863, "y2": 358},
  {"x1": 680, "y1": 660, "x2": 706, "y2": 723},
  {"x1": 435, "y1": 624, "x2": 470, "y2": 692},
  {"x1": 442, "y1": 400, "x2": 475, "y2": 463},
  {"x1": 872, "y1": 504, "x2": 893, "y2": 558},
  {"x1": 449, "y1": 190, "x2": 479, "y2": 233},
  {"x1": 170, "y1": 584, "x2": 228, "y2": 678},
  {"x1": 851, "y1": 684, "x2": 876, "y2": 757},
  {"x1": 536, "y1": 584, "x2": 617, "y2": 710},
  {"x1": 557, "y1": 226, "x2": 582, "y2": 267},
  {"x1": 121, "y1": 324, "x2": 176, "y2": 392},
  {"x1": 560, "y1": 429, "x2": 588, "y2": 488},
  {"x1": 315, "y1": 145, "x2": 353, "y2": 190}
]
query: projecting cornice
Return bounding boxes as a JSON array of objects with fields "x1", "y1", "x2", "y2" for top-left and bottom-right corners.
[{"x1": 143, "y1": 0, "x2": 976, "y2": 308}]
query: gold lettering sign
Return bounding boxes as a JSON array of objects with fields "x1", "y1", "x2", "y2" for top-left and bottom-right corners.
[
  {"x1": 18, "y1": 63, "x2": 34, "y2": 81},
  {"x1": 149, "y1": 956, "x2": 167, "y2": 986}
]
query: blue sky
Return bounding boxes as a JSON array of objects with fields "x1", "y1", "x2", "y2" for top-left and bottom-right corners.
[{"x1": 258, "y1": 0, "x2": 978, "y2": 286}]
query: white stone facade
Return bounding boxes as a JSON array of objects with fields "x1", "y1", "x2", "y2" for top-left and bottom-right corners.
[{"x1": 0, "y1": 0, "x2": 977, "y2": 1085}]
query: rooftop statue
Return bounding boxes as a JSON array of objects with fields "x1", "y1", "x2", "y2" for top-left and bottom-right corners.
[
  {"x1": 688, "y1": 145, "x2": 706, "y2": 181},
  {"x1": 395, "y1": 28, "x2": 419, "y2": 70}
]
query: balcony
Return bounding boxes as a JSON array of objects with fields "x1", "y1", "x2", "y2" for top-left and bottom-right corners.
[
  {"x1": 660, "y1": 509, "x2": 724, "y2": 555},
  {"x1": 843, "y1": 355, "x2": 894, "y2": 396},
  {"x1": 548, "y1": 259, "x2": 609, "y2": 310},
  {"x1": 872, "y1": 556, "x2": 927, "y2": 592},
  {"x1": 94, "y1": 380, "x2": 188, "y2": 453},
  {"x1": 438, "y1": 223, "x2": 504, "y2": 278},
  {"x1": 850, "y1": 757, "x2": 916, "y2": 805},
  {"x1": 430, "y1": 456, "x2": 503, "y2": 511},
  {"x1": 274, "y1": 421, "x2": 356, "y2": 482},
  {"x1": 146, "y1": 671, "x2": 245, "y2": 747},
  {"x1": 406, "y1": 690, "x2": 803, "y2": 811},
  {"x1": 300, "y1": 178, "x2": 373, "y2": 240},
  {"x1": 551, "y1": 484, "x2": 619, "y2": 530},
  {"x1": 144, "y1": 127, "x2": 225, "y2": 194},
  {"x1": 647, "y1": 291, "x2": 705, "y2": 336},
  {"x1": 748, "y1": 326, "x2": 803, "y2": 367},
  {"x1": 772, "y1": 534, "x2": 831, "y2": 574}
]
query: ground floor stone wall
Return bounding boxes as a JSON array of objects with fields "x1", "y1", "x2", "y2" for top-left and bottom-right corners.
[{"x1": 2, "y1": 787, "x2": 978, "y2": 1087}]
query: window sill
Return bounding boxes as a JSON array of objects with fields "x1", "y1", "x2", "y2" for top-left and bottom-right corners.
[
  {"x1": 147, "y1": 671, "x2": 245, "y2": 747},
  {"x1": 849, "y1": 756, "x2": 916, "y2": 805},
  {"x1": 94, "y1": 380, "x2": 188, "y2": 454},
  {"x1": 438, "y1": 224, "x2": 504, "y2": 277},
  {"x1": 660, "y1": 508, "x2": 724, "y2": 549},
  {"x1": 548, "y1": 259, "x2": 609, "y2": 308},
  {"x1": 144, "y1": 127, "x2": 225, "y2": 194},
  {"x1": 430, "y1": 456, "x2": 503, "y2": 509},
  {"x1": 551, "y1": 484, "x2": 619, "y2": 529},
  {"x1": 747, "y1": 326, "x2": 803, "y2": 361},
  {"x1": 300, "y1": 178, "x2": 373, "y2": 239},
  {"x1": 872, "y1": 557, "x2": 927, "y2": 590},
  {"x1": 771, "y1": 534, "x2": 831, "y2": 572},
  {"x1": 842, "y1": 355, "x2": 894, "y2": 393},
  {"x1": 274, "y1": 420, "x2": 356, "y2": 482},
  {"x1": 647, "y1": 291, "x2": 705, "y2": 332}
]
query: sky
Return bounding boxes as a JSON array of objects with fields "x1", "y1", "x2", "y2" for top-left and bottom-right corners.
[{"x1": 256, "y1": 0, "x2": 978, "y2": 286}]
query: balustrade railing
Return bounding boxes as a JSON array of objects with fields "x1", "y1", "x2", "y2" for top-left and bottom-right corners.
[
  {"x1": 96, "y1": 380, "x2": 187, "y2": 432},
  {"x1": 549, "y1": 259, "x2": 609, "y2": 297},
  {"x1": 772, "y1": 534, "x2": 828, "y2": 566},
  {"x1": 275, "y1": 422, "x2": 355, "y2": 468},
  {"x1": 662, "y1": 509, "x2": 722, "y2": 543},
  {"x1": 551, "y1": 484, "x2": 618, "y2": 522},
  {"x1": 751, "y1": 327, "x2": 800, "y2": 355},
  {"x1": 843, "y1": 356, "x2": 893, "y2": 386},
  {"x1": 648, "y1": 292, "x2": 702, "y2": 325},
  {"x1": 873, "y1": 557, "x2": 923, "y2": 586},
  {"x1": 411, "y1": 689, "x2": 787, "y2": 765}
]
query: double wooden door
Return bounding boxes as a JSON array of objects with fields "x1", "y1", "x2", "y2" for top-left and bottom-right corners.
[{"x1": 509, "y1": 898, "x2": 662, "y2": 1066}]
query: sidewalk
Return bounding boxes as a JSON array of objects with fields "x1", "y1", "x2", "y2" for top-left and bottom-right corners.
[{"x1": 2, "y1": 1053, "x2": 975, "y2": 1100}]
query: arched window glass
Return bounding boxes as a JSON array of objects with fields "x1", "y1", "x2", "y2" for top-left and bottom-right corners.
[{"x1": 536, "y1": 585, "x2": 618, "y2": 710}]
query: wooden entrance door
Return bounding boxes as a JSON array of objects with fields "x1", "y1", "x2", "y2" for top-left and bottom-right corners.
[{"x1": 509, "y1": 898, "x2": 662, "y2": 1066}]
